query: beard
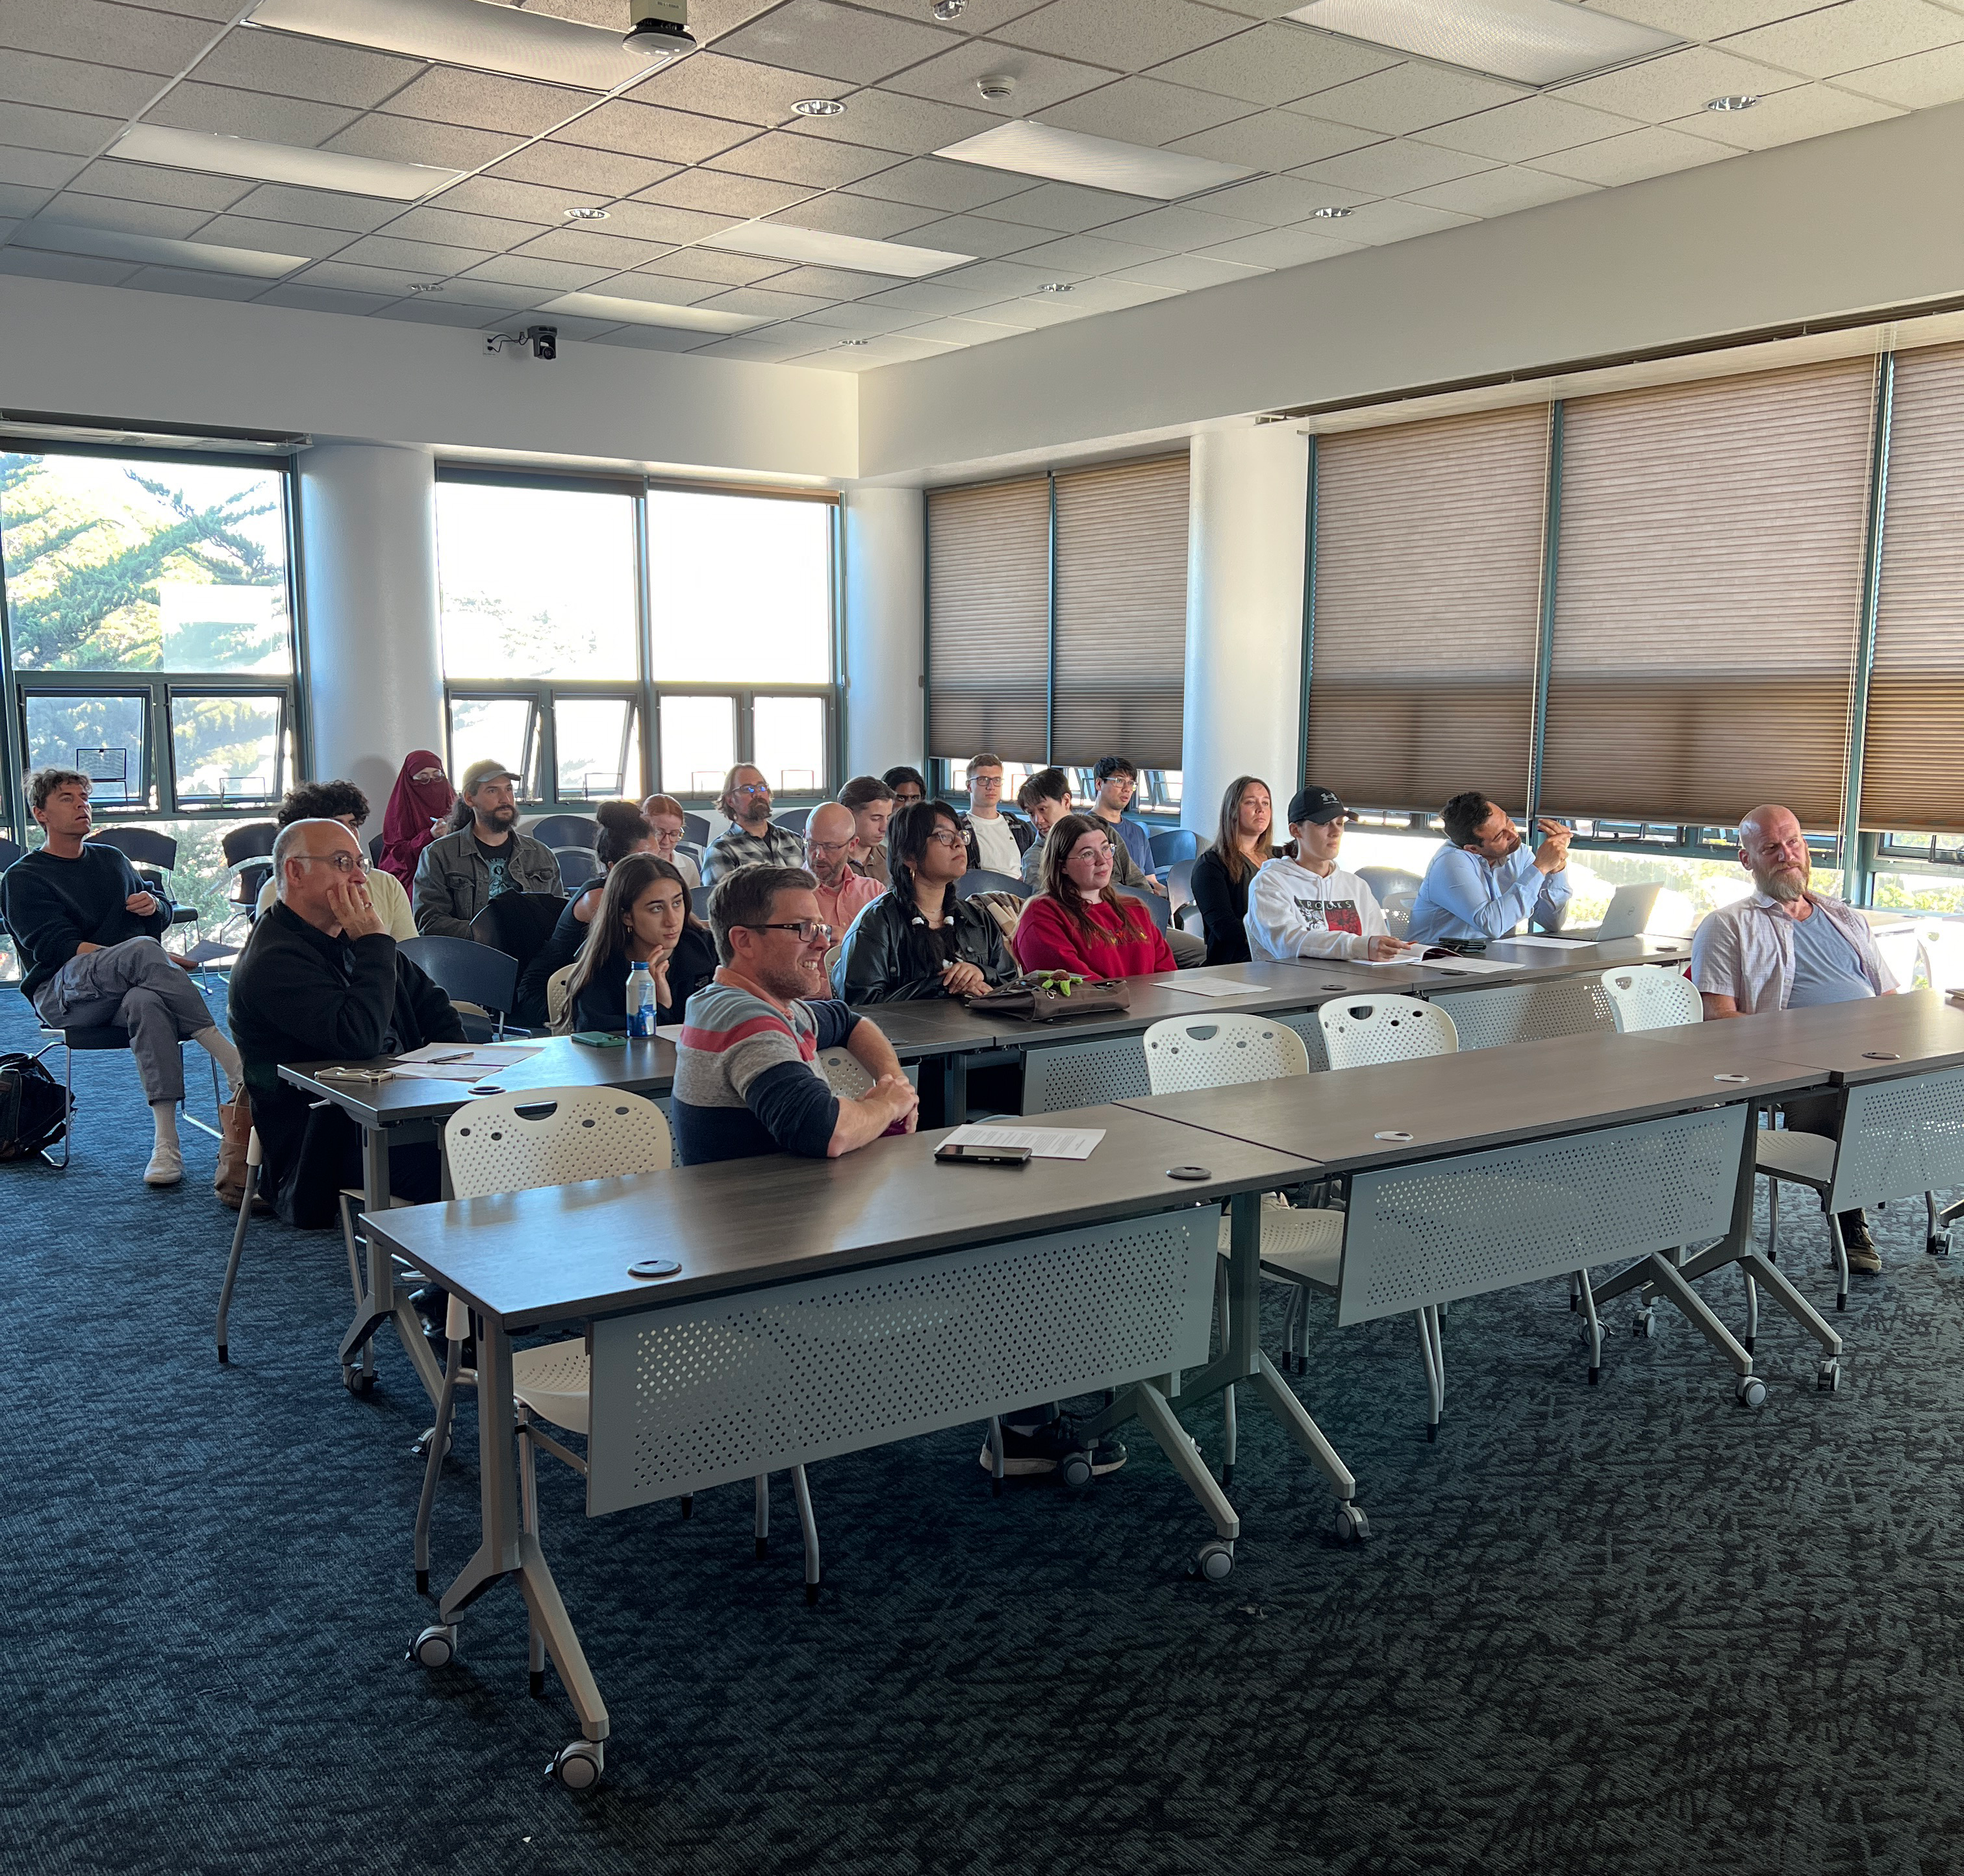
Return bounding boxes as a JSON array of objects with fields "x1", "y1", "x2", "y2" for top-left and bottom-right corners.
[
  {"x1": 1754, "y1": 862, "x2": 1809, "y2": 903},
  {"x1": 485, "y1": 802, "x2": 517, "y2": 828},
  {"x1": 757, "y1": 953, "x2": 820, "y2": 1003}
]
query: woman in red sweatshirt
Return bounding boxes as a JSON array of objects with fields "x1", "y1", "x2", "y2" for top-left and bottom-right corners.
[{"x1": 1014, "y1": 813, "x2": 1177, "y2": 979}]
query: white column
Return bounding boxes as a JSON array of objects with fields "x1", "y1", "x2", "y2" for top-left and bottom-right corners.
[
  {"x1": 840, "y1": 484, "x2": 925, "y2": 782},
  {"x1": 1181, "y1": 424, "x2": 1310, "y2": 835},
  {"x1": 297, "y1": 442, "x2": 444, "y2": 837}
]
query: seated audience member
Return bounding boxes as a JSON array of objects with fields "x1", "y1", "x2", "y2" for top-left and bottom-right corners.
[
  {"x1": 960, "y1": 753, "x2": 1036, "y2": 879},
  {"x1": 1087, "y1": 755, "x2": 1163, "y2": 892},
  {"x1": 514, "y1": 799, "x2": 651, "y2": 1025},
  {"x1": 228, "y1": 818, "x2": 462, "y2": 1227},
  {"x1": 375, "y1": 750, "x2": 453, "y2": 890},
  {"x1": 3, "y1": 766, "x2": 243, "y2": 1186},
  {"x1": 881, "y1": 766, "x2": 927, "y2": 810},
  {"x1": 563, "y1": 852, "x2": 717, "y2": 1033},
  {"x1": 1014, "y1": 813, "x2": 1177, "y2": 979},
  {"x1": 838, "y1": 774, "x2": 896, "y2": 887},
  {"x1": 411, "y1": 758, "x2": 558, "y2": 938},
  {"x1": 806, "y1": 802, "x2": 881, "y2": 936},
  {"x1": 1407, "y1": 792, "x2": 1573, "y2": 944},
  {"x1": 1693, "y1": 802, "x2": 1897, "y2": 1273},
  {"x1": 1016, "y1": 768, "x2": 1078, "y2": 892},
  {"x1": 701, "y1": 764, "x2": 805, "y2": 884},
  {"x1": 1190, "y1": 776, "x2": 1276, "y2": 967},
  {"x1": 1246, "y1": 788, "x2": 1404, "y2": 963},
  {"x1": 255, "y1": 779, "x2": 416, "y2": 940},
  {"x1": 835, "y1": 799, "x2": 1016, "y2": 1004},
  {"x1": 673, "y1": 864, "x2": 918, "y2": 1166},
  {"x1": 639, "y1": 793, "x2": 701, "y2": 889}
]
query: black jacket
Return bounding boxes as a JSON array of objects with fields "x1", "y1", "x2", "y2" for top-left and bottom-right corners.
[
  {"x1": 572, "y1": 925, "x2": 718, "y2": 1032},
  {"x1": 831, "y1": 887, "x2": 1016, "y2": 1004},
  {"x1": 1189, "y1": 846, "x2": 1260, "y2": 967},
  {"x1": 227, "y1": 903, "x2": 464, "y2": 1227},
  {"x1": 959, "y1": 811, "x2": 1037, "y2": 877}
]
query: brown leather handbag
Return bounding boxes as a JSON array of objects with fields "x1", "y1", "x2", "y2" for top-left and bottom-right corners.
[{"x1": 965, "y1": 971, "x2": 1131, "y2": 1023}]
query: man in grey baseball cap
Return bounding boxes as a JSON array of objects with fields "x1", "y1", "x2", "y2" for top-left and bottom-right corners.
[{"x1": 410, "y1": 758, "x2": 560, "y2": 939}]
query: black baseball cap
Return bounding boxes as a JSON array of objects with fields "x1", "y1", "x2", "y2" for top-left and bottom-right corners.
[{"x1": 1287, "y1": 786, "x2": 1355, "y2": 827}]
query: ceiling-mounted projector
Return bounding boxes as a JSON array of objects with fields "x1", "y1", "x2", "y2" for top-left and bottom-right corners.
[{"x1": 624, "y1": 0, "x2": 694, "y2": 58}]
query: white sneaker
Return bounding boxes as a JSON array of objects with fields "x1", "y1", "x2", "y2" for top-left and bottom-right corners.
[{"x1": 144, "y1": 1143, "x2": 184, "y2": 1186}]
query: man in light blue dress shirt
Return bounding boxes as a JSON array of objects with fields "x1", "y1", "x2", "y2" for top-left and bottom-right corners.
[{"x1": 1407, "y1": 792, "x2": 1574, "y2": 945}]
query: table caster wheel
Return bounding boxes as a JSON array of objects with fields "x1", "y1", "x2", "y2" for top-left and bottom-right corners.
[
  {"x1": 1333, "y1": 1502, "x2": 1370, "y2": 1544},
  {"x1": 1929, "y1": 1232, "x2": 1951, "y2": 1258},
  {"x1": 1631, "y1": 1310, "x2": 1656, "y2": 1340},
  {"x1": 1194, "y1": 1541, "x2": 1234, "y2": 1582},
  {"x1": 408, "y1": 1623, "x2": 456, "y2": 1669},
  {"x1": 1059, "y1": 1449, "x2": 1094, "y2": 1489},
  {"x1": 1818, "y1": 1360, "x2": 1841, "y2": 1393},
  {"x1": 343, "y1": 1366, "x2": 376, "y2": 1395},
  {"x1": 549, "y1": 1740, "x2": 604, "y2": 1792},
  {"x1": 1735, "y1": 1375, "x2": 1768, "y2": 1409}
]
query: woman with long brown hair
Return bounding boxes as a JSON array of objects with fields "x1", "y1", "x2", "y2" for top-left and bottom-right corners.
[
  {"x1": 1013, "y1": 813, "x2": 1176, "y2": 979},
  {"x1": 1189, "y1": 775, "x2": 1275, "y2": 966},
  {"x1": 564, "y1": 851, "x2": 716, "y2": 1032}
]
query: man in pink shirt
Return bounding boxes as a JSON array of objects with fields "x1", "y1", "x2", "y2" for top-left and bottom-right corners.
[{"x1": 806, "y1": 802, "x2": 879, "y2": 939}]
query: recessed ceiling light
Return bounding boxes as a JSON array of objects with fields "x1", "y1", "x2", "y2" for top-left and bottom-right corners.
[
  {"x1": 563, "y1": 206, "x2": 610, "y2": 220},
  {"x1": 1312, "y1": 205, "x2": 1353, "y2": 218},
  {"x1": 244, "y1": 0, "x2": 690, "y2": 91},
  {"x1": 110, "y1": 123, "x2": 461, "y2": 201},
  {"x1": 409, "y1": 281, "x2": 444, "y2": 292},
  {"x1": 1285, "y1": 0, "x2": 1679, "y2": 87},
  {"x1": 1036, "y1": 282, "x2": 1073, "y2": 294},
  {"x1": 837, "y1": 338, "x2": 870, "y2": 347},
  {"x1": 536, "y1": 292, "x2": 764, "y2": 332},
  {"x1": 933, "y1": 0, "x2": 966, "y2": 19},
  {"x1": 1706, "y1": 94, "x2": 1759, "y2": 110},
  {"x1": 935, "y1": 120, "x2": 1253, "y2": 201},
  {"x1": 792, "y1": 98, "x2": 846, "y2": 117},
  {"x1": 697, "y1": 222, "x2": 975, "y2": 278},
  {"x1": 15, "y1": 221, "x2": 307, "y2": 278}
]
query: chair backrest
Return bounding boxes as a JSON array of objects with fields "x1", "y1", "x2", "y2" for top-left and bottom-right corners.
[
  {"x1": 681, "y1": 812, "x2": 711, "y2": 845},
  {"x1": 1357, "y1": 866, "x2": 1425, "y2": 906},
  {"x1": 399, "y1": 934, "x2": 520, "y2": 1017},
  {"x1": 818, "y1": 1046, "x2": 873, "y2": 1097},
  {"x1": 1874, "y1": 923, "x2": 1920, "y2": 990},
  {"x1": 955, "y1": 868, "x2": 1028, "y2": 899},
  {"x1": 1318, "y1": 994, "x2": 1458, "y2": 1068},
  {"x1": 1148, "y1": 827, "x2": 1200, "y2": 868},
  {"x1": 444, "y1": 1085, "x2": 671, "y2": 1199},
  {"x1": 690, "y1": 884, "x2": 712, "y2": 919},
  {"x1": 221, "y1": 820, "x2": 277, "y2": 867},
  {"x1": 1166, "y1": 857, "x2": 1196, "y2": 914},
  {"x1": 1143, "y1": 1014, "x2": 1311, "y2": 1094},
  {"x1": 774, "y1": 807, "x2": 811, "y2": 835},
  {"x1": 1116, "y1": 886, "x2": 1172, "y2": 932},
  {"x1": 1917, "y1": 921, "x2": 1964, "y2": 994},
  {"x1": 1381, "y1": 890, "x2": 1416, "y2": 940},
  {"x1": 529, "y1": 813, "x2": 603, "y2": 851},
  {"x1": 553, "y1": 846, "x2": 600, "y2": 892},
  {"x1": 0, "y1": 834, "x2": 25, "y2": 874},
  {"x1": 369, "y1": 833, "x2": 384, "y2": 863},
  {"x1": 1600, "y1": 963, "x2": 1700, "y2": 1032},
  {"x1": 546, "y1": 962, "x2": 578, "y2": 1033},
  {"x1": 91, "y1": 827, "x2": 177, "y2": 871},
  {"x1": 232, "y1": 860, "x2": 273, "y2": 912},
  {"x1": 471, "y1": 890, "x2": 569, "y2": 974}
]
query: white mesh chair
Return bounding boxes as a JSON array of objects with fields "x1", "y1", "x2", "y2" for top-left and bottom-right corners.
[
  {"x1": 1144, "y1": 1016, "x2": 1336, "y2": 1482},
  {"x1": 1600, "y1": 964, "x2": 1700, "y2": 1033},
  {"x1": 1916, "y1": 921, "x2": 1964, "y2": 993},
  {"x1": 545, "y1": 962, "x2": 577, "y2": 1034}
]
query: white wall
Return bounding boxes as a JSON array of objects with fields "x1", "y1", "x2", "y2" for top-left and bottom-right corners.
[{"x1": 840, "y1": 486, "x2": 925, "y2": 781}]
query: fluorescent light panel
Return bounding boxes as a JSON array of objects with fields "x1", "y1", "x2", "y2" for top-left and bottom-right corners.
[
  {"x1": 16, "y1": 221, "x2": 306, "y2": 277},
  {"x1": 1286, "y1": 0, "x2": 1679, "y2": 86},
  {"x1": 696, "y1": 223, "x2": 974, "y2": 279},
  {"x1": 245, "y1": 0, "x2": 685, "y2": 91},
  {"x1": 112, "y1": 123, "x2": 461, "y2": 201},
  {"x1": 933, "y1": 121, "x2": 1253, "y2": 201},
  {"x1": 538, "y1": 292, "x2": 762, "y2": 332}
]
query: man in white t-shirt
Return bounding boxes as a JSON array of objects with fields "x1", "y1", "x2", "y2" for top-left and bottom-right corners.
[
  {"x1": 959, "y1": 752, "x2": 1035, "y2": 881},
  {"x1": 1245, "y1": 787, "x2": 1407, "y2": 964}
]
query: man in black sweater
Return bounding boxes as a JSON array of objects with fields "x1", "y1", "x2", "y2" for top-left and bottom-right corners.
[
  {"x1": 2, "y1": 768, "x2": 242, "y2": 1186},
  {"x1": 228, "y1": 816, "x2": 464, "y2": 1229}
]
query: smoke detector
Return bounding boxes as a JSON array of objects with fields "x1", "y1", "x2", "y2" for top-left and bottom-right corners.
[{"x1": 977, "y1": 73, "x2": 1015, "y2": 101}]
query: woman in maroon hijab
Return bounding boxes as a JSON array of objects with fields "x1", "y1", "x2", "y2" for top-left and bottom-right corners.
[{"x1": 376, "y1": 750, "x2": 454, "y2": 888}]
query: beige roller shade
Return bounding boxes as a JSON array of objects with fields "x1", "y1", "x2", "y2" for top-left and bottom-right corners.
[
  {"x1": 1050, "y1": 453, "x2": 1190, "y2": 771},
  {"x1": 1542, "y1": 359, "x2": 1877, "y2": 831},
  {"x1": 926, "y1": 475, "x2": 1050, "y2": 766},
  {"x1": 1861, "y1": 343, "x2": 1964, "y2": 833},
  {"x1": 1306, "y1": 405, "x2": 1549, "y2": 812}
]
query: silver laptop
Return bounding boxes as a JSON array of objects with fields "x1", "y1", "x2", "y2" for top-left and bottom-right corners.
[{"x1": 1558, "y1": 882, "x2": 1663, "y2": 943}]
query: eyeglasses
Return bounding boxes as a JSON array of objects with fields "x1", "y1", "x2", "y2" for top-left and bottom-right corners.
[
  {"x1": 924, "y1": 829, "x2": 964, "y2": 849},
  {"x1": 738, "y1": 919, "x2": 833, "y2": 944},
  {"x1": 295, "y1": 851, "x2": 366, "y2": 874},
  {"x1": 807, "y1": 838, "x2": 852, "y2": 855},
  {"x1": 733, "y1": 783, "x2": 771, "y2": 798}
]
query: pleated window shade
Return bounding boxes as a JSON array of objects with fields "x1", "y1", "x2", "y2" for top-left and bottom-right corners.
[
  {"x1": 1861, "y1": 344, "x2": 1964, "y2": 833},
  {"x1": 1050, "y1": 453, "x2": 1190, "y2": 771},
  {"x1": 1307, "y1": 406, "x2": 1549, "y2": 810},
  {"x1": 1542, "y1": 360, "x2": 1878, "y2": 830},
  {"x1": 926, "y1": 475, "x2": 1050, "y2": 765}
]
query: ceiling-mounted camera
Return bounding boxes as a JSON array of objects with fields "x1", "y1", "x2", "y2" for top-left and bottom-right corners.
[{"x1": 485, "y1": 325, "x2": 559, "y2": 359}]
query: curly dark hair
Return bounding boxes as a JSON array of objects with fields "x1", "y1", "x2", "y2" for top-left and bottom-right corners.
[{"x1": 275, "y1": 779, "x2": 370, "y2": 828}]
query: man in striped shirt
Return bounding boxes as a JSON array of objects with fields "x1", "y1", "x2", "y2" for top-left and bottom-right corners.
[{"x1": 674, "y1": 864, "x2": 916, "y2": 1165}]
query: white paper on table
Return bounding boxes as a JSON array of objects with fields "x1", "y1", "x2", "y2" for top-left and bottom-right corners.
[
  {"x1": 942, "y1": 1123, "x2": 1105, "y2": 1160},
  {"x1": 384, "y1": 1062, "x2": 498, "y2": 1082},
  {"x1": 1164, "y1": 976, "x2": 1257, "y2": 997},
  {"x1": 395, "y1": 1043, "x2": 542, "y2": 1066},
  {"x1": 1419, "y1": 955, "x2": 1517, "y2": 975},
  {"x1": 1492, "y1": 934, "x2": 1590, "y2": 951}
]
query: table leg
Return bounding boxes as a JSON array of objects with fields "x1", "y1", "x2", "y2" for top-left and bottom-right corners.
[
  {"x1": 336, "y1": 1121, "x2": 443, "y2": 1405},
  {"x1": 942, "y1": 1052, "x2": 968, "y2": 1126}
]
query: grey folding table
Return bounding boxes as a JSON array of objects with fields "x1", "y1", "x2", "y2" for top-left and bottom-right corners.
[
  {"x1": 368, "y1": 1103, "x2": 1349, "y2": 1786},
  {"x1": 1418, "y1": 935, "x2": 1694, "y2": 1051}
]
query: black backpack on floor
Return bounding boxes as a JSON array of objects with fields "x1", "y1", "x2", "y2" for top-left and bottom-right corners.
[{"x1": 0, "y1": 1053, "x2": 69, "y2": 1161}]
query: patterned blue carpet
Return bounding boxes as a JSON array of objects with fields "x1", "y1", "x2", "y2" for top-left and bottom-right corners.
[{"x1": 5, "y1": 992, "x2": 1963, "y2": 1876}]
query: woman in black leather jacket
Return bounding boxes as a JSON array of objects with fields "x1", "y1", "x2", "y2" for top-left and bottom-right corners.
[{"x1": 832, "y1": 798, "x2": 1016, "y2": 1003}]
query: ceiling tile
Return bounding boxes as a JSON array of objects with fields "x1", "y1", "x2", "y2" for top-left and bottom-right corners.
[
  {"x1": 625, "y1": 52, "x2": 841, "y2": 125},
  {"x1": 323, "y1": 115, "x2": 518, "y2": 170},
  {"x1": 0, "y1": 0, "x2": 214, "y2": 75},
  {"x1": 186, "y1": 28, "x2": 425, "y2": 109},
  {"x1": 764, "y1": 190, "x2": 944, "y2": 236},
  {"x1": 0, "y1": 52, "x2": 159, "y2": 118},
  {"x1": 997, "y1": 0, "x2": 1244, "y2": 69},
  {"x1": 1524, "y1": 123, "x2": 1736, "y2": 184},
  {"x1": 583, "y1": 267, "x2": 731, "y2": 304},
  {"x1": 65, "y1": 158, "x2": 251, "y2": 210},
  {"x1": 1105, "y1": 249, "x2": 1265, "y2": 288},
  {"x1": 121, "y1": 264, "x2": 268, "y2": 301},
  {"x1": 1552, "y1": 45, "x2": 1807, "y2": 117},
  {"x1": 223, "y1": 183, "x2": 400, "y2": 232},
  {"x1": 841, "y1": 0, "x2": 1052, "y2": 32},
  {"x1": 334, "y1": 232, "x2": 497, "y2": 273},
  {"x1": 794, "y1": 299, "x2": 922, "y2": 331},
  {"x1": 1190, "y1": 171, "x2": 1355, "y2": 223},
  {"x1": 192, "y1": 213, "x2": 355, "y2": 260},
  {"x1": 145, "y1": 83, "x2": 360, "y2": 147},
  {"x1": 884, "y1": 210, "x2": 1048, "y2": 256},
  {"x1": 979, "y1": 286, "x2": 1105, "y2": 323},
  {"x1": 734, "y1": 261, "x2": 870, "y2": 295},
  {"x1": 379, "y1": 68, "x2": 592, "y2": 136},
  {"x1": 255, "y1": 281, "x2": 397, "y2": 315},
  {"x1": 464, "y1": 253, "x2": 615, "y2": 289},
  {"x1": 1148, "y1": 21, "x2": 1399, "y2": 105},
  {"x1": 594, "y1": 199, "x2": 740, "y2": 243},
  {"x1": 1416, "y1": 94, "x2": 1645, "y2": 162},
  {"x1": 589, "y1": 322, "x2": 717, "y2": 351},
  {"x1": 1664, "y1": 79, "x2": 1902, "y2": 144},
  {"x1": 296, "y1": 258, "x2": 450, "y2": 296},
  {"x1": 558, "y1": 99, "x2": 756, "y2": 163},
  {"x1": 931, "y1": 255, "x2": 1066, "y2": 295},
  {"x1": 1200, "y1": 0, "x2": 1319, "y2": 14},
  {"x1": 896, "y1": 315, "x2": 1028, "y2": 345},
  {"x1": 0, "y1": 147, "x2": 88, "y2": 191},
  {"x1": 784, "y1": 88, "x2": 1001, "y2": 156},
  {"x1": 799, "y1": 332, "x2": 960, "y2": 365},
  {"x1": 130, "y1": 0, "x2": 236, "y2": 14},
  {"x1": 844, "y1": 154, "x2": 1037, "y2": 211},
  {"x1": 490, "y1": 141, "x2": 679, "y2": 195},
  {"x1": 38, "y1": 192, "x2": 207, "y2": 236},
  {"x1": 1026, "y1": 274, "x2": 1185, "y2": 311},
  {"x1": 1042, "y1": 75, "x2": 1261, "y2": 144},
  {"x1": 1166, "y1": 107, "x2": 1381, "y2": 168},
  {"x1": 371, "y1": 295, "x2": 509, "y2": 327},
  {"x1": 436, "y1": 174, "x2": 605, "y2": 222},
  {"x1": 1324, "y1": 197, "x2": 1478, "y2": 243},
  {"x1": 703, "y1": 128, "x2": 902, "y2": 185},
  {"x1": 433, "y1": 277, "x2": 557, "y2": 308},
  {"x1": 1839, "y1": 38, "x2": 1964, "y2": 104},
  {"x1": 634, "y1": 168, "x2": 818, "y2": 216},
  {"x1": 1090, "y1": 201, "x2": 1266, "y2": 249},
  {"x1": 967, "y1": 179, "x2": 1146, "y2": 231},
  {"x1": 1193, "y1": 222, "x2": 1359, "y2": 266},
  {"x1": 1004, "y1": 231, "x2": 1171, "y2": 277},
  {"x1": 1299, "y1": 64, "x2": 1530, "y2": 135},
  {"x1": 1721, "y1": 0, "x2": 1964, "y2": 77},
  {"x1": 1404, "y1": 164, "x2": 1598, "y2": 216},
  {"x1": 715, "y1": 1, "x2": 960, "y2": 85},
  {"x1": 0, "y1": 243, "x2": 138, "y2": 284},
  {"x1": 629, "y1": 244, "x2": 788, "y2": 283},
  {"x1": 1601, "y1": 0, "x2": 1874, "y2": 34},
  {"x1": 384, "y1": 204, "x2": 544, "y2": 251},
  {"x1": 1293, "y1": 137, "x2": 1496, "y2": 193},
  {"x1": 881, "y1": 38, "x2": 1114, "y2": 116},
  {"x1": 0, "y1": 101, "x2": 121, "y2": 155},
  {"x1": 860, "y1": 277, "x2": 1016, "y2": 314},
  {"x1": 698, "y1": 284, "x2": 838, "y2": 317},
  {"x1": 689, "y1": 0, "x2": 803, "y2": 43},
  {"x1": 512, "y1": 223, "x2": 679, "y2": 263}
]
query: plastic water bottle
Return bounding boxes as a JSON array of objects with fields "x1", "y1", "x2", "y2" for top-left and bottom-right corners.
[{"x1": 625, "y1": 960, "x2": 657, "y2": 1039}]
